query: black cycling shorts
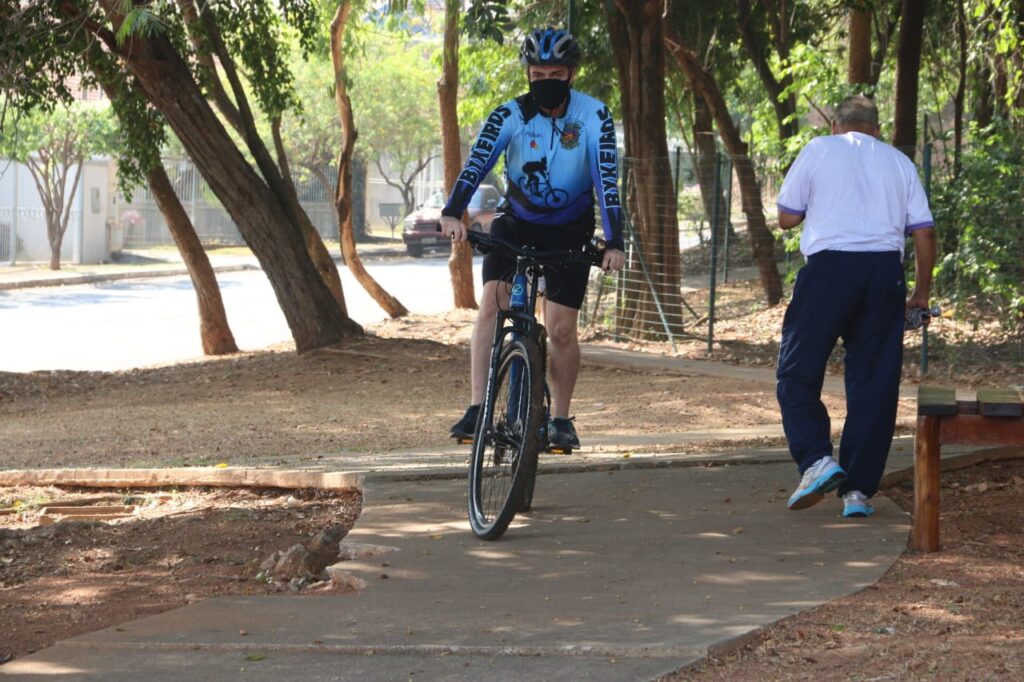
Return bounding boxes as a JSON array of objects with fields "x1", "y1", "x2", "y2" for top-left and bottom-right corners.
[{"x1": 481, "y1": 212, "x2": 596, "y2": 311}]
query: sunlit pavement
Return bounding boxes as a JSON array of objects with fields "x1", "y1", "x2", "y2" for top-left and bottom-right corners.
[
  {"x1": 0, "y1": 256, "x2": 481, "y2": 373},
  {"x1": 1, "y1": 462, "x2": 909, "y2": 681}
]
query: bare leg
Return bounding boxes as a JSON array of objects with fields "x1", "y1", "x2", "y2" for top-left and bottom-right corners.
[
  {"x1": 470, "y1": 280, "x2": 511, "y2": 405},
  {"x1": 544, "y1": 299, "x2": 581, "y2": 418}
]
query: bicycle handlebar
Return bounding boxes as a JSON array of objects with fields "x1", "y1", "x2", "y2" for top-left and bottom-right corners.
[{"x1": 437, "y1": 226, "x2": 606, "y2": 267}]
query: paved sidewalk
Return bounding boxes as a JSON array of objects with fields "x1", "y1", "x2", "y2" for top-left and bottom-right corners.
[
  {"x1": 1, "y1": 455, "x2": 910, "y2": 681},
  {"x1": 0, "y1": 243, "x2": 407, "y2": 291}
]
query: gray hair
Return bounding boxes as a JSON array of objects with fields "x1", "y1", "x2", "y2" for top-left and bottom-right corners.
[{"x1": 834, "y1": 95, "x2": 879, "y2": 128}]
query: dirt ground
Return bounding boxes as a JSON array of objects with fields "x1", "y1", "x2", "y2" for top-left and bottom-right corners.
[
  {"x1": 0, "y1": 315, "x2": 895, "y2": 470},
  {"x1": 665, "y1": 457, "x2": 1024, "y2": 681},
  {"x1": 0, "y1": 485, "x2": 361, "y2": 663},
  {"x1": 1, "y1": 299, "x2": 1021, "y2": 673}
]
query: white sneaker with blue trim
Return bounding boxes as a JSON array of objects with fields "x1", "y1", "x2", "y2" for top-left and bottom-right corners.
[
  {"x1": 843, "y1": 490, "x2": 875, "y2": 518},
  {"x1": 788, "y1": 455, "x2": 846, "y2": 510}
]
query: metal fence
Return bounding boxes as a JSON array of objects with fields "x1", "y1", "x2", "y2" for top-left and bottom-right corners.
[
  {"x1": 119, "y1": 158, "x2": 340, "y2": 248},
  {"x1": 0, "y1": 160, "x2": 80, "y2": 265},
  {"x1": 579, "y1": 149, "x2": 786, "y2": 354},
  {"x1": 577, "y1": 143, "x2": 1023, "y2": 380}
]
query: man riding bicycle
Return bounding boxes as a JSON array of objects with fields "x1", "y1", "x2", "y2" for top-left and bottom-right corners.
[{"x1": 441, "y1": 27, "x2": 627, "y2": 452}]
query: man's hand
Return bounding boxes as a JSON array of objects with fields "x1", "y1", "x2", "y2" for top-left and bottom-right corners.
[
  {"x1": 602, "y1": 248, "x2": 626, "y2": 272},
  {"x1": 906, "y1": 288, "x2": 931, "y2": 326},
  {"x1": 440, "y1": 216, "x2": 466, "y2": 242},
  {"x1": 906, "y1": 288, "x2": 929, "y2": 311}
]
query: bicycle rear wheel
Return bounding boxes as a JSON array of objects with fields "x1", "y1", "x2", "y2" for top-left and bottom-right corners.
[{"x1": 468, "y1": 337, "x2": 544, "y2": 540}]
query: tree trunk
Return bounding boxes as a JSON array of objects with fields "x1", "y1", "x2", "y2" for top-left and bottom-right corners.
[
  {"x1": 147, "y1": 163, "x2": 238, "y2": 355},
  {"x1": 48, "y1": 222, "x2": 63, "y2": 271},
  {"x1": 352, "y1": 154, "x2": 368, "y2": 242},
  {"x1": 439, "y1": 0, "x2": 477, "y2": 310},
  {"x1": 271, "y1": 116, "x2": 347, "y2": 310},
  {"x1": 849, "y1": 8, "x2": 873, "y2": 85},
  {"x1": 606, "y1": 2, "x2": 684, "y2": 338},
  {"x1": 108, "y1": 30, "x2": 360, "y2": 350},
  {"x1": 735, "y1": 0, "x2": 800, "y2": 140},
  {"x1": 87, "y1": 41, "x2": 237, "y2": 355},
  {"x1": 664, "y1": 24, "x2": 784, "y2": 306},
  {"x1": 188, "y1": 2, "x2": 353, "y2": 321},
  {"x1": 692, "y1": 97, "x2": 737, "y2": 244},
  {"x1": 892, "y1": 0, "x2": 929, "y2": 160},
  {"x1": 870, "y1": 6, "x2": 902, "y2": 87},
  {"x1": 973, "y1": 64, "x2": 994, "y2": 129},
  {"x1": 26, "y1": 149, "x2": 76, "y2": 272},
  {"x1": 330, "y1": 2, "x2": 408, "y2": 319},
  {"x1": 953, "y1": 0, "x2": 967, "y2": 176}
]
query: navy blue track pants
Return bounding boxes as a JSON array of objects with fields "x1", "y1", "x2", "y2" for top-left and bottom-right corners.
[{"x1": 776, "y1": 250, "x2": 906, "y2": 498}]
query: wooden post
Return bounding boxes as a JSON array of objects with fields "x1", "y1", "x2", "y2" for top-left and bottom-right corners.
[{"x1": 912, "y1": 415, "x2": 942, "y2": 552}]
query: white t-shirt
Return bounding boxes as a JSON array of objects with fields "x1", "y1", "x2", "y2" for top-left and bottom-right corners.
[{"x1": 776, "y1": 132, "x2": 934, "y2": 257}]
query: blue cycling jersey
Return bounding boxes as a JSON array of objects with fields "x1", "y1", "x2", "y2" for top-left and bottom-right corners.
[{"x1": 442, "y1": 90, "x2": 624, "y2": 250}]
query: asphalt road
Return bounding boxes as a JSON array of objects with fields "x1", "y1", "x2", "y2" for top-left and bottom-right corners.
[{"x1": 0, "y1": 255, "x2": 482, "y2": 373}]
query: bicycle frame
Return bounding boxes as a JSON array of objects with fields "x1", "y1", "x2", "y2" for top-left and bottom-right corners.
[{"x1": 486, "y1": 259, "x2": 543, "y2": 438}]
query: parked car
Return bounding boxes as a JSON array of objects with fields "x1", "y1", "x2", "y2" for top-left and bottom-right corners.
[{"x1": 401, "y1": 185, "x2": 501, "y2": 257}]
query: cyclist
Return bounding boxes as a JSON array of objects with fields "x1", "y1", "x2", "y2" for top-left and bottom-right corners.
[{"x1": 441, "y1": 27, "x2": 627, "y2": 451}]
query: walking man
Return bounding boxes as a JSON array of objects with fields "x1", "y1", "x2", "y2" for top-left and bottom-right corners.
[{"x1": 776, "y1": 95, "x2": 937, "y2": 517}]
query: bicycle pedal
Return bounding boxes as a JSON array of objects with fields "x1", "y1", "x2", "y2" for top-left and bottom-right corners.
[
  {"x1": 454, "y1": 437, "x2": 474, "y2": 445},
  {"x1": 547, "y1": 447, "x2": 572, "y2": 455}
]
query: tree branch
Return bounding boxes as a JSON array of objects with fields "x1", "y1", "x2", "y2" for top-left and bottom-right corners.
[{"x1": 174, "y1": 0, "x2": 244, "y2": 134}]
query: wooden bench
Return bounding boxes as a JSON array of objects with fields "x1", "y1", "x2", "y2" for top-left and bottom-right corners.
[{"x1": 913, "y1": 384, "x2": 1024, "y2": 552}]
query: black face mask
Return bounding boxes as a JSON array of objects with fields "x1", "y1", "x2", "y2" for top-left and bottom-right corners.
[{"x1": 530, "y1": 78, "x2": 570, "y2": 111}]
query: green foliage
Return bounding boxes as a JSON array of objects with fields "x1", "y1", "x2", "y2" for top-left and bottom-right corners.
[
  {"x1": 0, "y1": 2, "x2": 80, "y2": 115},
  {"x1": 350, "y1": 32, "x2": 441, "y2": 195},
  {"x1": 931, "y1": 123, "x2": 1024, "y2": 328},
  {"x1": 0, "y1": 102, "x2": 118, "y2": 166},
  {"x1": 213, "y1": 0, "x2": 313, "y2": 119},
  {"x1": 460, "y1": 39, "x2": 521, "y2": 125},
  {"x1": 464, "y1": 1, "x2": 513, "y2": 45},
  {"x1": 116, "y1": 4, "x2": 169, "y2": 44},
  {"x1": 278, "y1": 52, "x2": 340, "y2": 174}
]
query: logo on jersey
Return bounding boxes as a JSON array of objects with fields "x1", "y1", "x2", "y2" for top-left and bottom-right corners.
[
  {"x1": 530, "y1": 139, "x2": 538, "y2": 150},
  {"x1": 560, "y1": 119, "x2": 582, "y2": 150},
  {"x1": 518, "y1": 157, "x2": 569, "y2": 209}
]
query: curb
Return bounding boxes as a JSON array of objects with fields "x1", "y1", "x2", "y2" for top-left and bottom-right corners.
[
  {"x1": 0, "y1": 264, "x2": 258, "y2": 291},
  {"x1": 879, "y1": 444, "x2": 1024, "y2": 487},
  {"x1": 0, "y1": 467, "x2": 364, "y2": 493},
  {"x1": 365, "y1": 453, "x2": 793, "y2": 483}
]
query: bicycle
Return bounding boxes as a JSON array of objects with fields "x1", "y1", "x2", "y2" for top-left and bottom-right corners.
[
  {"x1": 462, "y1": 230, "x2": 605, "y2": 540},
  {"x1": 517, "y1": 176, "x2": 570, "y2": 209}
]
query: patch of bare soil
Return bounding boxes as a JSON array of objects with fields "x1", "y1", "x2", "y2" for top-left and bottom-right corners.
[
  {"x1": 0, "y1": 328, "x2": 871, "y2": 469},
  {"x1": 664, "y1": 457, "x2": 1024, "y2": 681},
  {"x1": 0, "y1": 485, "x2": 361, "y2": 663}
]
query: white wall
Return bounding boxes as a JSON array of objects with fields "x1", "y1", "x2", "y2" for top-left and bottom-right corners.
[
  {"x1": 0, "y1": 157, "x2": 114, "y2": 265},
  {"x1": 79, "y1": 159, "x2": 112, "y2": 264}
]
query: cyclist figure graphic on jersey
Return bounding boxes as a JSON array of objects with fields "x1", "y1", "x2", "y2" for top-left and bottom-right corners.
[{"x1": 519, "y1": 157, "x2": 569, "y2": 208}]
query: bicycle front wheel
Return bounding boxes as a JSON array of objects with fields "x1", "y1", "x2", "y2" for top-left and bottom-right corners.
[{"x1": 468, "y1": 337, "x2": 544, "y2": 540}]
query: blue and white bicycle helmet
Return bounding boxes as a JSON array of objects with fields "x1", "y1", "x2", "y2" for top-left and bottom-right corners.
[{"x1": 519, "y1": 28, "x2": 581, "y2": 67}]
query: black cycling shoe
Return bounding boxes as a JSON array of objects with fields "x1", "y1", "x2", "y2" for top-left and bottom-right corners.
[
  {"x1": 449, "y1": 404, "x2": 481, "y2": 443},
  {"x1": 547, "y1": 417, "x2": 580, "y2": 453}
]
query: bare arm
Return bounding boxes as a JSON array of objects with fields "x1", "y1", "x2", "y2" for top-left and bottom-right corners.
[
  {"x1": 778, "y1": 210, "x2": 804, "y2": 230},
  {"x1": 907, "y1": 227, "x2": 936, "y2": 309}
]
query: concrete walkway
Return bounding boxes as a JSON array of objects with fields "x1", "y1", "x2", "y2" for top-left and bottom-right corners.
[{"x1": 2, "y1": 454, "x2": 911, "y2": 681}]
